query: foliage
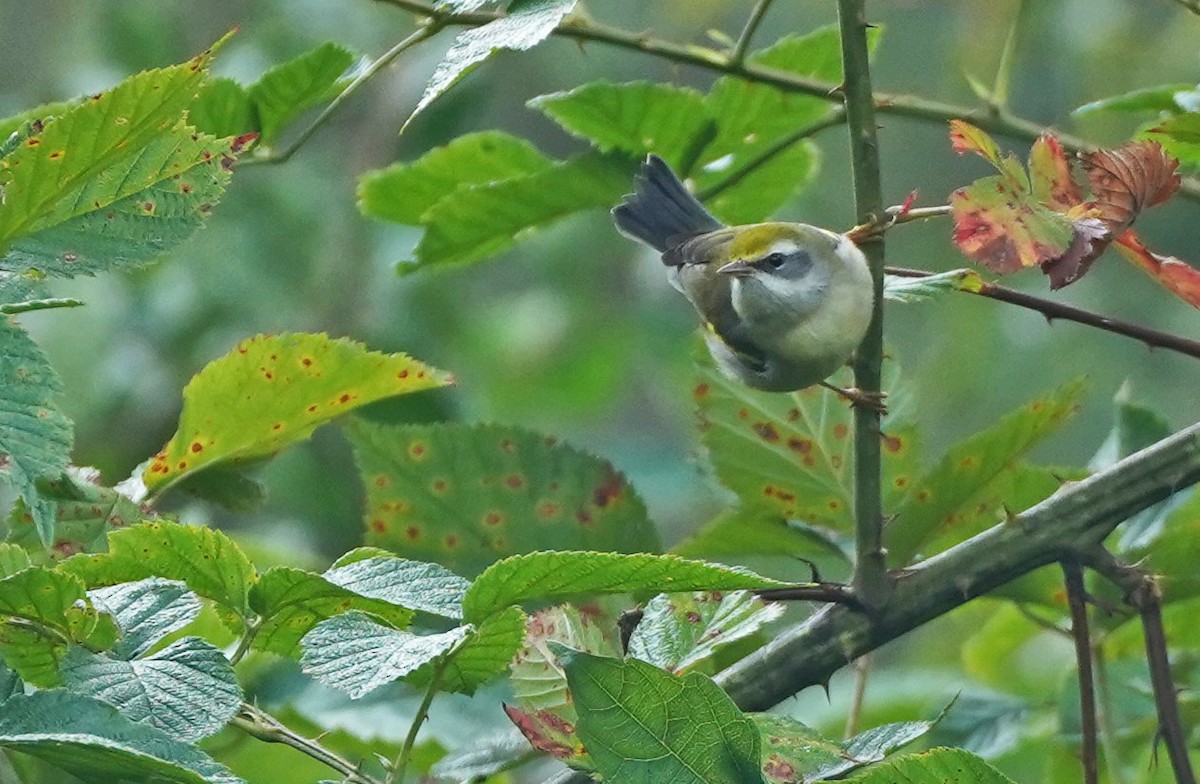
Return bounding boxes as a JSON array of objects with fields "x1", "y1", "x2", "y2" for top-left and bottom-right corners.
[{"x1": 0, "y1": 4, "x2": 1198, "y2": 784}]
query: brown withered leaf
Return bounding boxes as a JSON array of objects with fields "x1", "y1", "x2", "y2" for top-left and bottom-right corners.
[
  {"x1": 1040, "y1": 214, "x2": 1108, "y2": 289},
  {"x1": 1081, "y1": 141, "x2": 1181, "y2": 235},
  {"x1": 1114, "y1": 230, "x2": 1200, "y2": 309}
]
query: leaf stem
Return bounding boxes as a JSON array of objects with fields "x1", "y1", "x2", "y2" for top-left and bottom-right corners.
[
  {"x1": 228, "y1": 616, "x2": 261, "y2": 666},
  {"x1": 885, "y1": 266, "x2": 1200, "y2": 361},
  {"x1": 729, "y1": 0, "x2": 776, "y2": 66},
  {"x1": 388, "y1": 638, "x2": 463, "y2": 784},
  {"x1": 837, "y1": 0, "x2": 889, "y2": 609},
  {"x1": 243, "y1": 23, "x2": 444, "y2": 166},
  {"x1": 232, "y1": 703, "x2": 380, "y2": 784},
  {"x1": 1061, "y1": 559, "x2": 1099, "y2": 784}
]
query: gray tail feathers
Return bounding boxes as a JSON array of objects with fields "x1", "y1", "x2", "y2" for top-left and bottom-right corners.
[{"x1": 612, "y1": 154, "x2": 724, "y2": 252}]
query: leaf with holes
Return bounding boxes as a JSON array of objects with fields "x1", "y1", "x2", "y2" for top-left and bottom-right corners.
[
  {"x1": 463, "y1": 551, "x2": 786, "y2": 624},
  {"x1": 248, "y1": 567, "x2": 414, "y2": 657},
  {"x1": 248, "y1": 42, "x2": 357, "y2": 144},
  {"x1": 628, "y1": 590, "x2": 782, "y2": 674},
  {"x1": 61, "y1": 522, "x2": 256, "y2": 632},
  {"x1": 325, "y1": 549, "x2": 469, "y2": 619},
  {"x1": 885, "y1": 379, "x2": 1086, "y2": 566},
  {"x1": 562, "y1": 649, "x2": 763, "y2": 783},
  {"x1": 754, "y1": 714, "x2": 938, "y2": 783},
  {"x1": 299, "y1": 610, "x2": 466, "y2": 699},
  {"x1": 406, "y1": 0, "x2": 578, "y2": 129},
  {"x1": 0, "y1": 690, "x2": 244, "y2": 784},
  {"x1": 62, "y1": 637, "x2": 241, "y2": 741},
  {"x1": 142, "y1": 333, "x2": 451, "y2": 497},
  {"x1": 841, "y1": 747, "x2": 1016, "y2": 783},
  {"x1": 89, "y1": 578, "x2": 201, "y2": 660},
  {"x1": 359, "y1": 131, "x2": 552, "y2": 225},
  {"x1": 0, "y1": 319, "x2": 72, "y2": 545},
  {"x1": 0, "y1": 39, "x2": 244, "y2": 277},
  {"x1": 530, "y1": 82, "x2": 713, "y2": 169},
  {"x1": 0, "y1": 567, "x2": 119, "y2": 686},
  {"x1": 5, "y1": 467, "x2": 143, "y2": 558},
  {"x1": 349, "y1": 420, "x2": 659, "y2": 578},
  {"x1": 409, "y1": 152, "x2": 630, "y2": 272}
]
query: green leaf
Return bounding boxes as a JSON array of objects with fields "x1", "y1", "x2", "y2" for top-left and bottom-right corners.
[
  {"x1": 462, "y1": 552, "x2": 787, "y2": 624},
  {"x1": 0, "y1": 319, "x2": 73, "y2": 545},
  {"x1": 0, "y1": 566, "x2": 118, "y2": 685},
  {"x1": 753, "y1": 714, "x2": 937, "y2": 783},
  {"x1": 248, "y1": 42, "x2": 357, "y2": 144},
  {"x1": 413, "y1": 604, "x2": 525, "y2": 695},
  {"x1": 0, "y1": 544, "x2": 31, "y2": 577},
  {"x1": 323, "y1": 554, "x2": 468, "y2": 619},
  {"x1": 90, "y1": 578, "x2": 201, "y2": 659},
  {"x1": 409, "y1": 152, "x2": 630, "y2": 271},
  {"x1": 883, "y1": 268, "x2": 984, "y2": 303},
  {"x1": 0, "y1": 660, "x2": 19, "y2": 702},
  {"x1": 299, "y1": 610, "x2": 466, "y2": 699},
  {"x1": 429, "y1": 731, "x2": 534, "y2": 782},
  {"x1": 1124, "y1": 489, "x2": 1200, "y2": 603},
  {"x1": 358, "y1": 131, "x2": 552, "y2": 225},
  {"x1": 672, "y1": 508, "x2": 851, "y2": 562},
  {"x1": 562, "y1": 650, "x2": 763, "y2": 783},
  {"x1": 1074, "y1": 84, "x2": 1196, "y2": 115},
  {"x1": 143, "y1": 333, "x2": 452, "y2": 497},
  {"x1": 248, "y1": 566, "x2": 414, "y2": 657},
  {"x1": 61, "y1": 637, "x2": 241, "y2": 741},
  {"x1": 840, "y1": 747, "x2": 1017, "y2": 783},
  {"x1": 529, "y1": 81, "x2": 712, "y2": 167},
  {"x1": 885, "y1": 379, "x2": 1086, "y2": 566},
  {"x1": 407, "y1": 0, "x2": 578, "y2": 128},
  {"x1": 349, "y1": 420, "x2": 660, "y2": 578},
  {"x1": 0, "y1": 99, "x2": 77, "y2": 143},
  {"x1": 0, "y1": 690, "x2": 244, "y2": 784},
  {"x1": 5, "y1": 468, "x2": 143, "y2": 558},
  {"x1": 187, "y1": 77, "x2": 256, "y2": 138},
  {"x1": 627, "y1": 590, "x2": 782, "y2": 674},
  {"x1": 61, "y1": 521, "x2": 256, "y2": 631},
  {"x1": 0, "y1": 41, "x2": 239, "y2": 276},
  {"x1": 1147, "y1": 111, "x2": 1200, "y2": 170}
]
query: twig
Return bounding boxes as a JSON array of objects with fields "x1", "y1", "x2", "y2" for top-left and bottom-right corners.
[
  {"x1": 1061, "y1": 560, "x2": 1099, "y2": 784},
  {"x1": 228, "y1": 617, "x2": 261, "y2": 666},
  {"x1": 373, "y1": 0, "x2": 1200, "y2": 204},
  {"x1": 837, "y1": 0, "x2": 889, "y2": 610},
  {"x1": 241, "y1": 23, "x2": 444, "y2": 166},
  {"x1": 232, "y1": 703, "x2": 379, "y2": 784},
  {"x1": 388, "y1": 639, "x2": 462, "y2": 784},
  {"x1": 845, "y1": 655, "x2": 871, "y2": 739},
  {"x1": 696, "y1": 108, "x2": 847, "y2": 201},
  {"x1": 729, "y1": 0, "x2": 776, "y2": 66},
  {"x1": 755, "y1": 582, "x2": 862, "y2": 609},
  {"x1": 1093, "y1": 645, "x2": 1128, "y2": 784},
  {"x1": 885, "y1": 266, "x2": 1200, "y2": 361},
  {"x1": 1085, "y1": 550, "x2": 1197, "y2": 784}
]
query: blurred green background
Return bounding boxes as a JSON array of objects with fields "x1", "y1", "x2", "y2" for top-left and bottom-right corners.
[{"x1": 0, "y1": 2, "x2": 1197, "y2": 780}]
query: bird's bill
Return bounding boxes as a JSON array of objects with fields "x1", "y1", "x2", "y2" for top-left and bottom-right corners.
[{"x1": 716, "y1": 259, "x2": 756, "y2": 277}]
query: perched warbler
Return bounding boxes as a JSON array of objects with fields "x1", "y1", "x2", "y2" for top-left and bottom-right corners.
[{"x1": 613, "y1": 154, "x2": 875, "y2": 399}]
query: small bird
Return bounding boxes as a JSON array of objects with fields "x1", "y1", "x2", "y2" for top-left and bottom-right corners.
[{"x1": 612, "y1": 154, "x2": 876, "y2": 402}]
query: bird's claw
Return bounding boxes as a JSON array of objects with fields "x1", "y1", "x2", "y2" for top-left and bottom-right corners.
[{"x1": 821, "y1": 383, "x2": 888, "y2": 414}]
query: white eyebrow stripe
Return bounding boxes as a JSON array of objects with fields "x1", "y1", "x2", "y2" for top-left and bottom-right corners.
[{"x1": 765, "y1": 239, "x2": 801, "y2": 256}]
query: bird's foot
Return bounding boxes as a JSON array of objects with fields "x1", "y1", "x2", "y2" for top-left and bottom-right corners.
[{"x1": 820, "y1": 382, "x2": 888, "y2": 414}]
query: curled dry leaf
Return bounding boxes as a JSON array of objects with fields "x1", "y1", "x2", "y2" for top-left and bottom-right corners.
[{"x1": 1080, "y1": 141, "x2": 1181, "y2": 235}]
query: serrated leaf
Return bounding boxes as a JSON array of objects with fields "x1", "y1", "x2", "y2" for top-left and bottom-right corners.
[
  {"x1": 89, "y1": 578, "x2": 201, "y2": 659},
  {"x1": 349, "y1": 420, "x2": 660, "y2": 578},
  {"x1": 672, "y1": 508, "x2": 851, "y2": 563},
  {"x1": 753, "y1": 713, "x2": 937, "y2": 783},
  {"x1": 0, "y1": 99, "x2": 77, "y2": 143},
  {"x1": 187, "y1": 77, "x2": 256, "y2": 138},
  {"x1": 358, "y1": 131, "x2": 552, "y2": 225},
  {"x1": 1147, "y1": 111, "x2": 1200, "y2": 170},
  {"x1": 562, "y1": 650, "x2": 763, "y2": 783},
  {"x1": 885, "y1": 380, "x2": 1086, "y2": 566},
  {"x1": 530, "y1": 81, "x2": 712, "y2": 167},
  {"x1": 841, "y1": 747, "x2": 1016, "y2": 783},
  {"x1": 0, "y1": 543, "x2": 31, "y2": 577},
  {"x1": 883, "y1": 269, "x2": 985, "y2": 303},
  {"x1": 627, "y1": 590, "x2": 782, "y2": 674},
  {"x1": 1074, "y1": 84, "x2": 1196, "y2": 115},
  {"x1": 323, "y1": 555, "x2": 468, "y2": 619},
  {"x1": 299, "y1": 610, "x2": 466, "y2": 699},
  {"x1": 249, "y1": 42, "x2": 357, "y2": 144},
  {"x1": 0, "y1": 690, "x2": 244, "y2": 784},
  {"x1": 413, "y1": 605, "x2": 525, "y2": 695},
  {"x1": 248, "y1": 566, "x2": 414, "y2": 657},
  {"x1": 407, "y1": 0, "x2": 578, "y2": 128},
  {"x1": 5, "y1": 467, "x2": 143, "y2": 558},
  {"x1": 61, "y1": 521, "x2": 255, "y2": 631},
  {"x1": 510, "y1": 603, "x2": 622, "y2": 715},
  {"x1": 463, "y1": 552, "x2": 787, "y2": 624},
  {"x1": 62, "y1": 636, "x2": 241, "y2": 741},
  {"x1": 409, "y1": 152, "x2": 630, "y2": 271},
  {"x1": 0, "y1": 318, "x2": 73, "y2": 545},
  {"x1": 0, "y1": 566, "x2": 119, "y2": 685},
  {"x1": 143, "y1": 333, "x2": 451, "y2": 497}
]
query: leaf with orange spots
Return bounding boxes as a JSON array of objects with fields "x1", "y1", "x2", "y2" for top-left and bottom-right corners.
[
  {"x1": 348, "y1": 421, "x2": 659, "y2": 578},
  {"x1": 462, "y1": 552, "x2": 788, "y2": 624},
  {"x1": 142, "y1": 333, "x2": 451, "y2": 498},
  {"x1": 504, "y1": 705, "x2": 590, "y2": 767},
  {"x1": 626, "y1": 590, "x2": 782, "y2": 675},
  {"x1": 5, "y1": 468, "x2": 143, "y2": 560},
  {"x1": 0, "y1": 37, "x2": 244, "y2": 277},
  {"x1": 753, "y1": 713, "x2": 938, "y2": 784},
  {"x1": 510, "y1": 603, "x2": 622, "y2": 717},
  {"x1": 885, "y1": 379, "x2": 1087, "y2": 567}
]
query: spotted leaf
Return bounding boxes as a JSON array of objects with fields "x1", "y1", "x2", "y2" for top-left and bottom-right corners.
[{"x1": 142, "y1": 333, "x2": 451, "y2": 497}]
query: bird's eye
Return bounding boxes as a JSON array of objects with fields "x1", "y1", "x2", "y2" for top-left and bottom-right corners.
[{"x1": 765, "y1": 252, "x2": 786, "y2": 269}]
